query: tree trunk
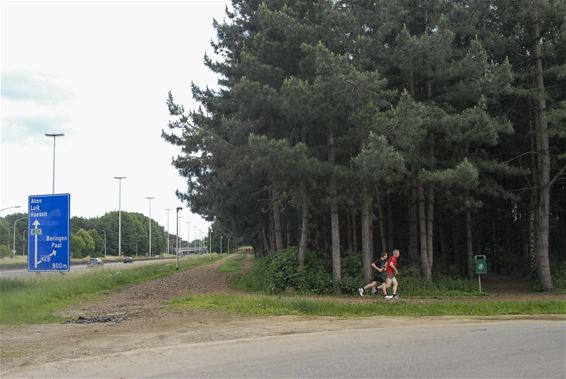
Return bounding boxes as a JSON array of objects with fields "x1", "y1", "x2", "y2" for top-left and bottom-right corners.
[
  {"x1": 387, "y1": 192, "x2": 393, "y2": 250},
  {"x1": 271, "y1": 186, "x2": 283, "y2": 253},
  {"x1": 425, "y1": 184, "x2": 434, "y2": 279},
  {"x1": 408, "y1": 181, "x2": 419, "y2": 266},
  {"x1": 533, "y1": 17, "x2": 553, "y2": 290},
  {"x1": 439, "y1": 219, "x2": 449, "y2": 272},
  {"x1": 351, "y1": 209, "x2": 358, "y2": 252},
  {"x1": 298, "y1": 190, "x2": 309, "y2": 269},
  {"x1": 286, "y1": 209, "x2": 292, "y2": 248},
  {"x1": 361, "y1": 189, "x2": 372, "y2": 283},
  {"x1": 418, "y1": 180, "x2": 432, "y2": 282},
  {"x1": 465, "y1": 208, "x2": 474, "y2": 280},
  {"x1": 375, "y1": 189, "x2": 387, "y2": 253},
  {"x1": 328, "y1": 129, "x2": 341, "y2": 294}
]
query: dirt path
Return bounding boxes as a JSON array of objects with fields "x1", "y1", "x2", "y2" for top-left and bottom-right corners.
[{"x1": 1, "y1": 255, "x2": 563, "y2": 376}]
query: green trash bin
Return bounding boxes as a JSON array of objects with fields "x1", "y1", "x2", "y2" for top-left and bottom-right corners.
[{"x1": 474, "y1": 255, "x2": 487, "y2": 275}]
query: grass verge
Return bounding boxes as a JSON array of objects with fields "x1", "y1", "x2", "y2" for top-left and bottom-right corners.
[
  {"x1": 0, "y1": 254, "x2": 225, "y2": 325},
  {"x1": 168, "y1": 293, "x2": 566, "y2": 317},
  {"x1": 218, "y1": 254, "x2": 246, "y2": 273}
]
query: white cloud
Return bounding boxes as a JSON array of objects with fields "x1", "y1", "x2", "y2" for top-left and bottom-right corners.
[{"x1": 1, "y1": 1, "x2": 229, "y2": 241}]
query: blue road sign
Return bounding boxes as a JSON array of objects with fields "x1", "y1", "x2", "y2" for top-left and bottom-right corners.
[{"x1": 28, "y1": 194, "x2": 70, "y2": 272}]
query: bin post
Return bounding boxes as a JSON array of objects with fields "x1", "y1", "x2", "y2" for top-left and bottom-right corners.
[{"x1": 474, "y1": 255, "x2": 487, "y2": 293}]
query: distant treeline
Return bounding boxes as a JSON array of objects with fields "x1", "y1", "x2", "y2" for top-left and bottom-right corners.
[{"x1": 1, "y1": 212, "x2": 170, "y2": 258}]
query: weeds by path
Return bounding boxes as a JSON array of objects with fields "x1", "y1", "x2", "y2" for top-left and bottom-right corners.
[
  {"x1": 0, "y1": 254, "x2": 225, "y2": 325},
  {"x1": 168, "y1": 293, "x2": 566, "y2": 317}
]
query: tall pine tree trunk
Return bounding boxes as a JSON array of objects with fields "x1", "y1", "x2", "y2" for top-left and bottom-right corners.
[
  {"x1": 408, "y1": 181, "x2": 419, "y2": 266},
  {"x1": 361, "y1": 189, "x2": 373, "y2": 283},
  {"x1": 298, "y1": 190, "x2": 309, "y2": 269},
  {"x1": 418, "y1": 179, "x2": 432, "y2": 282},
  {"x1": 352, "y1": 209, "x2": 358, "y2": 252},
  {"x1": 387, "y1": 192, "x2": 393, "y2": 250},
  {"x1": 465, "y1": 207, "x2": 474, "y2": 280},
  {"x1": 271, "y1": 186, "x2": 284, "y2": 253},
  {"x1": 425, "y1": 184, "x2": 434, "y2": 279},
  {"x1": 376, "y1": 189, "x2": 387, "y2": 253},
  {"x1": 328, "y1": 129, "x2": 341, "y2": 294},
  {"x1": 533, "y1": 16, "x2": 553, "y2": 290}
]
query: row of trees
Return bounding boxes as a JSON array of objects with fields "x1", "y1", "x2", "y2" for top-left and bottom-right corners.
[
  {"x1": 164, "y1": 0, "x2": 565, "y2": 291},
  {"x1": 0, "y1": 212, "x2": 169, "y2": 258},
  {"x1": 0, "y1": 212, "x2": 232, "y2": 258}
]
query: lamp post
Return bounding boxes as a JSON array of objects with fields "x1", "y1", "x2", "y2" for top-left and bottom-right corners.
[
  {"x1": 220, "y1": 236, "x2": 223, "y2": 254},
  {"x1": 114, "y1": 176, "x2": 126, "y2": 256},
  {"x1": 209, "y1": 228, "x2": 212, "y2": 254},
  {"x1": 176, "y1": 207, "x2": 182, "y2": 270},
  {"x1": 190, "y1": 222, "x2": 191, "y2": 254},
  {"x1": 145, "y1": 197, "x2": 154, "y2": 257},
  {"x1": 193, "y1": 226, "x2": 198, "y2": 253},
  {"x1": 228, "y1": 238, "x2": 230, "y2": 254},
  {"x1": 98, "y1": 230, "x2": 107, "y2": 257},
  {"x1": 165, "y1": 208, "x2": 171, "y2": 255},
  {"x1": 22, "y1": 230, "x2": 27, "y2": 256},
  {"x1": 45, "y1": 133, "x2": 64, "y2": 194},
  {"x1": 1, "y1": 205, "x2": 21, "y2": 213},
  {"x1": 12, "y1": 217, "x2": 27, "y2": 258}
]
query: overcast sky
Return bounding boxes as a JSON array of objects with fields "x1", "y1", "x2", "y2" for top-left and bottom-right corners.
[{"x1": 1, "y1": 0, "x2": 230, "y2": 241}]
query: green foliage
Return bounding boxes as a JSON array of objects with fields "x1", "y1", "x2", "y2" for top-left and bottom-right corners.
[
  {"x1": 0, "y1": 244, "x2": 12, "y2": 258},
  {"x1": 234, "y1": 254, "x2": 479, "y2": 296},
  {"x1": 162, "y1": 0, "x2": 566, "y2": 287},
  {"x1": 0, "y1": 255, "x2": 225, "y2": 324},
  {"x1": 218, "y1": 254, "x2": 246, "y2": 273},
  {"x1": 169, "y1": 293, "x2": 565, "y2": 317},
  {"x1": 549, "y1": 261, "x2": 566, "y2": 290}
]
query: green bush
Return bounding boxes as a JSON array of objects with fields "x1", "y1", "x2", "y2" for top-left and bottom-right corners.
[
  {"x1": 233, "y1": 248, "x2": 480, "y2": 296},
  {"x1": 550, "y1": 260, "x2": 566, "y2": 290},
  {"x1": 0, "y1": 244, "x2": 12, "y2": 258}
]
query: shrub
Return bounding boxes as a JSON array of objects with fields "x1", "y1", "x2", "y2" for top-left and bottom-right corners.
[{"x1": 232, "y1": 248, "x2": 479, "y2": 296}]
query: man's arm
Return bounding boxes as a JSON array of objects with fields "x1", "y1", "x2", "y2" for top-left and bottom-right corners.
[
  {"x1": 371, "y1": 262, "x2": 384, "y2": 272},
  {"x1": 389, "y1": 261, "x2": 398, "y2": 274}
]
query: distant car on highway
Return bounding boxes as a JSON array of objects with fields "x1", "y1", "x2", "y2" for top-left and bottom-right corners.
[
  {"x1": 123, "y1": 256, "x2": 134, "y2": 264},
  {"x1": 87, "y1": 258, "x2": 104, "y2": 267}
]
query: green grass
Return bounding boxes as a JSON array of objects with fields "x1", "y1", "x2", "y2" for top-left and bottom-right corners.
[
  {"x1": 218, "y1": 254, "x2": 246, "y2": 273},
  {"x1": 0, "y1": 254, "x2": 225, "y2": 325},
  {"x1": 168, "y1": 293, "x2": 566, "y2": 317}
]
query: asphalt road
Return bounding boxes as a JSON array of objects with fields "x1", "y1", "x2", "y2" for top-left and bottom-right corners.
[{"x1": 8, "y1": 320, "x2": 565, "y2": 378}]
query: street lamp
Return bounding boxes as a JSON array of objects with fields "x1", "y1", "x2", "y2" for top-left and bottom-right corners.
[
  {"x1": 208, "y1": 228, "x2": 212, "y2": 254},
  {"x1": 1, "y1": 205, "x2": 21, "y2": 213},
  {"x1": 193, "y1": 226, "x2": 198, "y2": 253},
  {"x1": 220, "y1": 236, "x2": 223, "y2": 254},
  {"x1": 146, "y1": 197, "x2": 154, "y2": 257},
  {"x1": 12, "y1": 217, "x2": 27, "y2": 258},
  {"x1": 165, "y1": 208, "x2": 171, "y2": 255},
  {"x1": 176, "y1": 207, "x2": 182, "y2": 270},
  {"x1": 228, "y1": 238, "x2": 230, "y2": 254},
  {"x1": 45, "y1": 133, "x2": 64, "y2": 194},
  {"x1": 114, "y1": 176, "x2": 126, "y2": 256},
  {"x1": 185, "y1": 222, "x2": 191, "y2": 254},
  {"x1": 22, "y1": 230, "x2": 27, "y2": 256}
]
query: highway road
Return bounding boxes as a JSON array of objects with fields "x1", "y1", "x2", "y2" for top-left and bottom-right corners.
[
  {"x1": 7, "y1": 320, "x2": 565, "y2": 378},
  {"x1": 0, "y1": 257, "x2": 178, "y2": 279}
]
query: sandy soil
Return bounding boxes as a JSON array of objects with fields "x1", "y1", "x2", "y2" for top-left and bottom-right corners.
[{"x1": 1, "y1": 255, "x2": 563, "y2": 375}]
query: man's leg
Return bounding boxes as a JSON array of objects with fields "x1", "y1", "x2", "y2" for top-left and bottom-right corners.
[
  {"x1": 383, "y1": 278, "x2": 392, "y2": 298},
  {"x1": 376, "y1": 281, "x2": 387, "y2": 296},
  {"x1": 392, "y1": 277, "x2": 398, "y2": 298},
  {"x1": 359, "y1": 281, "x2": 376, "y2": 296}
]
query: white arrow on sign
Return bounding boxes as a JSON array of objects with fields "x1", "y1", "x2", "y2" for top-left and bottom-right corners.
[{"x1": 32, "y1": 220, "x2": 40, "y2": 268}]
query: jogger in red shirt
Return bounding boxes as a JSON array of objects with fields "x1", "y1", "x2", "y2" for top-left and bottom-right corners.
[{"x1": 384, "y1": 249, "x2": 400, "y2": 300}]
